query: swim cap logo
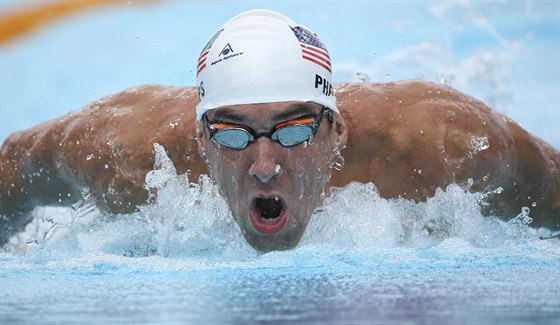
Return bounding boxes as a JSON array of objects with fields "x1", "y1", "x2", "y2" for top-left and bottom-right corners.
[
  {"x1": 211, "y1": 42, "x2": 244, "y2": 66},
  {"x1": 219, "y1": 43, "x2": 234, "y2": 56}
]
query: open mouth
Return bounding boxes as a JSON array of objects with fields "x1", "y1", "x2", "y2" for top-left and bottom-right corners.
[{"x1": 249, "y1": 196, "x2": 288, "y2": 234}]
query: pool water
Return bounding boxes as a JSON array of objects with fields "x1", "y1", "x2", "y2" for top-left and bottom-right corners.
[
  {"x1": 2, "y1": 254, "x2": 558, "y2": 324},
  {"x1": 1, "y1": 148, "x2": 558, "y2": 324},
  {"x1": 1, "y1": 2, "x2": 559, "y2": 323}
]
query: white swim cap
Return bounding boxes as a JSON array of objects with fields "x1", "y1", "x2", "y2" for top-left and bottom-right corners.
[{"x1": 195, "y1": 9, "x2": 338, "y2": 119}]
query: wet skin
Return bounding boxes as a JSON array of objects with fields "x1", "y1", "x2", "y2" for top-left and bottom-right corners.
[
  {"x1": 1, "y1": 81, "x2": 559, "y2": 249},
  {"x1": 197, "y1": 102, "x2": 347, "y2": 252}
]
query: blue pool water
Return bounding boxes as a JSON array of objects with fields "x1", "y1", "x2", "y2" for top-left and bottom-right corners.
[
  {"x1": 1, "y1": 1, "x2": 559, "y2": 323},
  {"x1": 2, "y1": 252, "x2": 558, "y2": 324},
  {"x1": 1, "y1": 148, "x2": 559, "y2": 323}
]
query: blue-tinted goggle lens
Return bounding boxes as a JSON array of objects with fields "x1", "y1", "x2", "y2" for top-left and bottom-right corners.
[
  {"x1": 273, "y1": 125, "x2": 314, "y2": 147},
  {"x1": 206, "y1": 106, "x2": 332, "y2": 150},
  {"x1": 212, "y1": 128, "x2": 253, "y2": 149},
  {"x1": 212, "y1": 124, "x2": 315, "y2": 149}
]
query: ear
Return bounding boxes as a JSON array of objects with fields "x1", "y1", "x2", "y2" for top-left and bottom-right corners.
[{"x1": 332, "y1": 113, "x2": 348, "y2": 150}]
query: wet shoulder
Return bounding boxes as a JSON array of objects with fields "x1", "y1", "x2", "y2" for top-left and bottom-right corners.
[
  {"x1": 332, "y1": 81, "x2": 509, "y2": 169},
  {"x1": 334, "y1": 80, "x2": 488, "y2": 112},
  {"x1": 88, "y1": 84, "x2": 197, "y2": 113}
]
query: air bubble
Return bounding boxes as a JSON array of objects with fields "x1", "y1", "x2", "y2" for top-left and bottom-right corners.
[{"x1": 86, "y1": 154, "x2": 94, "y2": 161}]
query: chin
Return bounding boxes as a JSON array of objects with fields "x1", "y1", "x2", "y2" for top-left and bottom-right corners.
[
  {"x1": 242, "y1": 212, "x2": 308, "y2": 252},
  {"x1": 244, "y1": 234, "x2": 301, "y2": 253}
]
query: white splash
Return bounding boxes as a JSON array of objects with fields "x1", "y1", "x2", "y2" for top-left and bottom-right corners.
[{"x1": 3, "y1": 143, "x2": 557, "y2": 263}]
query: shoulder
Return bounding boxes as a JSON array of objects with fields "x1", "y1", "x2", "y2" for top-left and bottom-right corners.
[
  {"x1": 332, "y1": 80, "x2": 515, "y2": 177},
  {"x1": 333, "y1": 80, "x2": 508, "y2": 139},
  {"x1": 91, "y1": 84, "x2": 197, "y2": 111},
  {"x1": 334, "y1": 80, "x2": 490, "y2": 114}
]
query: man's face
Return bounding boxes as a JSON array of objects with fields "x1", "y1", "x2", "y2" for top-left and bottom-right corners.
[{"x1": 198, "y1": 101, "x2": 346, "y2": 252}]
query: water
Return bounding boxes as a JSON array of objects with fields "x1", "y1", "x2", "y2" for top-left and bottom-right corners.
[
  {"x1": 1, "y1": 2, "x2": 559, "y2": 323},
  {"x1": 2, "y1": 256, "x2": 558, "y2": 324},
  {"x1": 2, "y1": 148, "x2": 559, "y2": 324}
]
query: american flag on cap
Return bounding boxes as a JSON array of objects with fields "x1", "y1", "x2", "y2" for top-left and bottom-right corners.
[
  {"x1": 197, "y1": 29, "x2": 223, "y2": 76},
  {"x1": 290, "y1": 26, "x2": 332, "y2": 73}
]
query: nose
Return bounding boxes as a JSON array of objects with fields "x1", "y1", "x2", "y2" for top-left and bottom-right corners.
[{"x1": 248, "y1": 138, "x2": 282, "y2": 183}]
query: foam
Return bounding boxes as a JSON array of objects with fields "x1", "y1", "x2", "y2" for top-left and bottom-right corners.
[{"x1": 3, "y1": 143, "x2": 557, "y2": 266}]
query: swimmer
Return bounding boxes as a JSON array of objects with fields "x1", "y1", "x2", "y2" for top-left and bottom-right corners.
[{"x1": 1, "y1": 10, "x2": 559, "y2": 251}]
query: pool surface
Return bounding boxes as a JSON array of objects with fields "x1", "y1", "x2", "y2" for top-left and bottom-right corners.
[
  {"x1": 2, "y1": 150, "x2": 559, "y2": 324},
  {"x1": 1, "y1": 2, "x2": 559, "y2": 323}
]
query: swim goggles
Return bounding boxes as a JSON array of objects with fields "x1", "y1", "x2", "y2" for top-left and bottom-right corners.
[{"x1": 205, "y1": 106, "x2": 333, "y2": 150}]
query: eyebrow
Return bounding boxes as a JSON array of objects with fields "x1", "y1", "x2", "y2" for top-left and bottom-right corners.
[{"x1": 211, "y1": 102, "x2": 320, "y2": 124}]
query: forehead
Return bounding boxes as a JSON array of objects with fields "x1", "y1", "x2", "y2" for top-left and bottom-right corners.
[{"x1": 206, "y1": 101, "x2": 322, "y2": 123}]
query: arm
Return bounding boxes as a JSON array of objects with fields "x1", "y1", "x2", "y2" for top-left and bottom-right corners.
[
  {"x1": 0, "y1": 120, "x2": 82, "y2": 240},
  {"x1": 0, "y1": 84, "x2": 207, "y2": 243},
  {"x1": 333, "y1": 81, "x2": 560, "y2": 230}
]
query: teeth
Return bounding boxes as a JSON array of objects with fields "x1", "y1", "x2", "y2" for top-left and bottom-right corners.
[{"x1": 259, "y1": 215, "x2": 280, "y2": 224}]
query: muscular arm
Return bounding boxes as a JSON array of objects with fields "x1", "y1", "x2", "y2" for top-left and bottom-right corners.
[
  {"x1": 332, "y1": 81, "x2": 560, "y2": 230},
  {"x1": 1, "y1": 119, "x2": 82, "y2": 238},
  {"x1": 0, "y1": 85, "x2": 207, "y2": 242}
]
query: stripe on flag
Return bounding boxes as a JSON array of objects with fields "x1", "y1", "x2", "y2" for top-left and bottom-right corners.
[
  {"x1": 197, "y1": 50, "x2": 209, "y2": 75},
  {"x1": 290, "y1": 26, "x2": 332, "y2": 73},
  {"x1": 197, "y1": 29, "x2": 223, "y2": 76}
]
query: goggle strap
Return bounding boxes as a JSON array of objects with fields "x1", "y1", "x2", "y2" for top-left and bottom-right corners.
[
  {"x1": 210, "y1": 123, "x2": 252, "y2": 131},
  {"x1": 274, "y1": 118, "x2": 315, "y2": 129}
]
